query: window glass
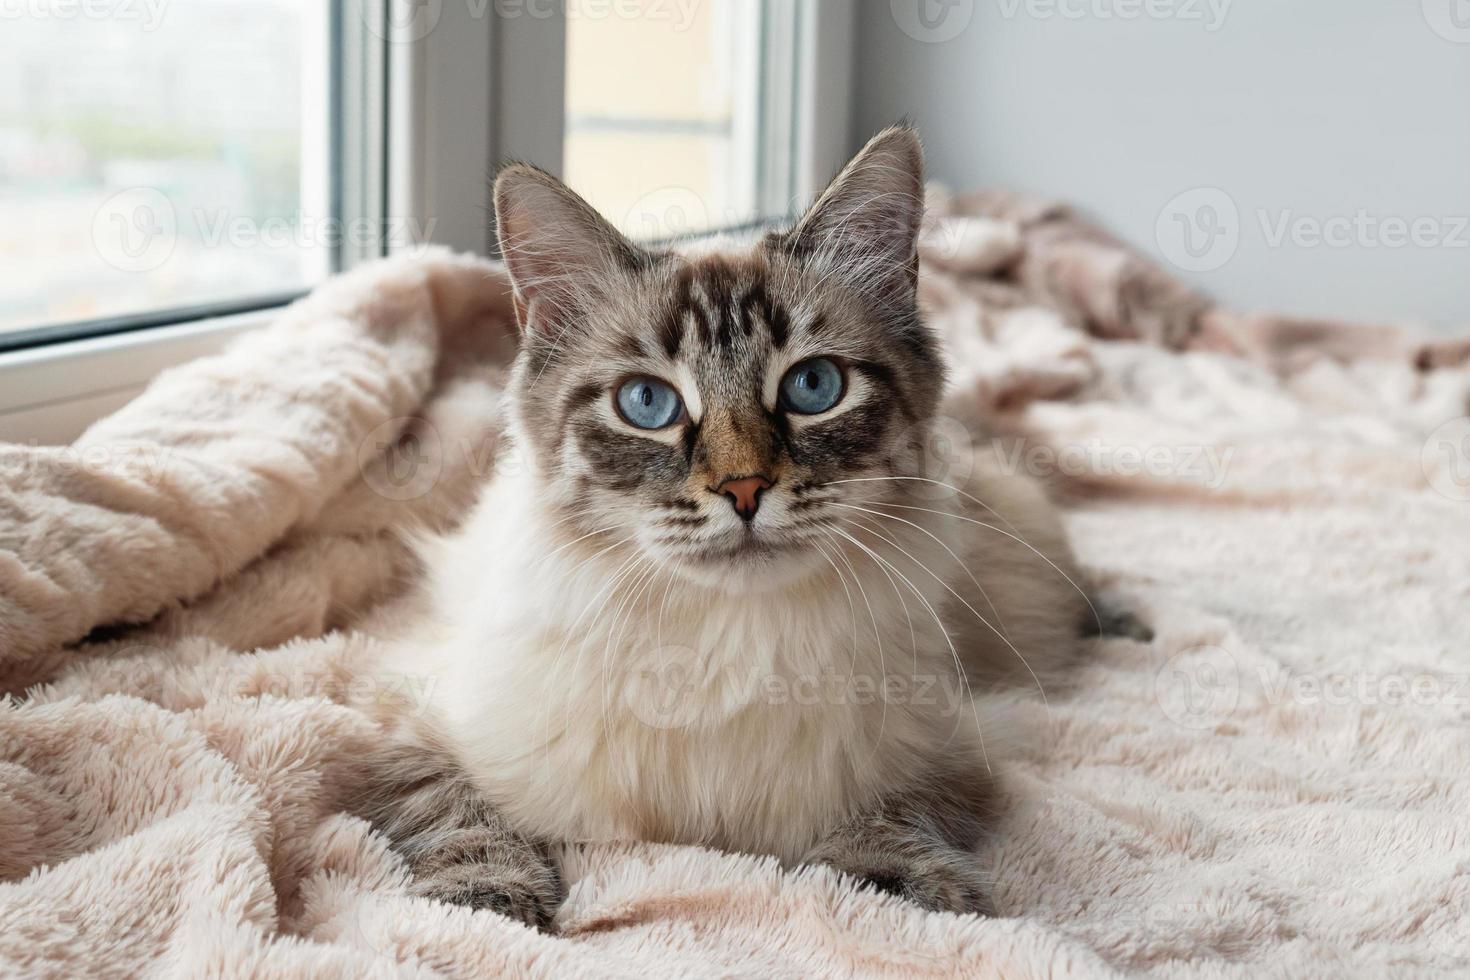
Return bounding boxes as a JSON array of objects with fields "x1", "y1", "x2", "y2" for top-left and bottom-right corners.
[
  {"x1": 0, "y1": 0, "x2": 332, "y2": 336},
  {"x1": 564, "y1": 0, "x2": 762, "y2": 240}
]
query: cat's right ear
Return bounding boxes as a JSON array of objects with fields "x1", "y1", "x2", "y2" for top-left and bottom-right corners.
[
  {"x1": 766, "y1": 126, "x2": 924, "y2": 316},
  {"x1": 493, "y1": 164, "x2": 648, "y2": 336}
]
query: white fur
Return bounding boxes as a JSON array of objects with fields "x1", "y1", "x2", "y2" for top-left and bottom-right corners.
[{"x1": 380, "y1": 464, "x2": 1010, "y2": 864}]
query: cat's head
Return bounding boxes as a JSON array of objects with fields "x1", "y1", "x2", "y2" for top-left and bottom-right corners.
[{"x1": 495, "y1": 126, "x2": 944, "y2": 592}]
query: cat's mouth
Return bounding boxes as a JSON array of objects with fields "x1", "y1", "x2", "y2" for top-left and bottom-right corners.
[
  {"x1": 649, "y1": 522, "x2": 834, "y2": 591},
  {"x1": 680, "y1": 536, "x2": 788, "y2": 565},
  {"x1": 666, "y1": 525, "x2": 832, "y2": 573}
]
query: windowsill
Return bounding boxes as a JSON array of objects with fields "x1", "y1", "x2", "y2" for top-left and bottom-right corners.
[
  {"x1": 0, "y1": 291, "x2": 306, "y2": 357},
  {"x1": 0, "y1": 306, "x2": 281, "y2": 445}
]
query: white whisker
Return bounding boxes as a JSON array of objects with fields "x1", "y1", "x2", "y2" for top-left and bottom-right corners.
[
  {"x1": 837, "y1": 506, "x2": 1053, "y2": 715},
  {"x1": 819, "y1": 476, "x2": 1100, "y2": 633},
  {"x1": 817, "y1": 529, "x2": 893, "y2": 751},
  {"x1": 829, "y1": 525, "x2": 993, "y2": 776}
]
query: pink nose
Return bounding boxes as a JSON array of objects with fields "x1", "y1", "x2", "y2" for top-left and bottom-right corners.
[{"x1": 715, "y1": 475, "x2": 772, "y2": 522}]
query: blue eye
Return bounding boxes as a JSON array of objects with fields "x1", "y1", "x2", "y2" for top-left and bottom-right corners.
[
  {"x1": 615, "y1": 377, "x2": 683, "y2": 429},
  {"x1": 779, "y1": 358, "x2": 844, "y2": 414}
]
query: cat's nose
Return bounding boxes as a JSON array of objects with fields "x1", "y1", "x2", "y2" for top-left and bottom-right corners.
[{"x1": 714, "y1": 475, "x2": 772, "y2": 522}]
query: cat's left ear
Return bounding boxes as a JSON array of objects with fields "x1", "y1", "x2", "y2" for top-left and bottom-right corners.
[
  {"x1": 494, "y1": 164, "x2": 650, "y2": 336},
  {"x1": 770, "y1": 125, "x2": 925, "y2": 311}
]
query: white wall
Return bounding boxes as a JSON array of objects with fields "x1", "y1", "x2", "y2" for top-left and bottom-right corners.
[{"x1": 857, "y1": 1, "x2": 1470, "y2": 331}]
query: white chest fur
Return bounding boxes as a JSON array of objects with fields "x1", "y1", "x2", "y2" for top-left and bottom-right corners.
[{"x1": 386, "y1": 473, "x2": 986, "y2": 863}]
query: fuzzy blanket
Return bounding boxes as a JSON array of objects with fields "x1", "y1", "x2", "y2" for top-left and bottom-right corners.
[{"x1": 3, "y1": 194, "x2": 1470, "y2": 979}]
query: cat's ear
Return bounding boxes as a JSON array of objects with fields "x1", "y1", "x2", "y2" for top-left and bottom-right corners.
[
  {"x1": 772, "y1": 125, "x2": 925, "y2": 311},
  {"x1": 494, "y1": 164, "x2": 649, "y2": 335}
]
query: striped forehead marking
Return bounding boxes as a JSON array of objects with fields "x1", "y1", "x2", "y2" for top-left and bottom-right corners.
[{"x1": 656, "y1": 258, "x2": 791, "y2": 359}]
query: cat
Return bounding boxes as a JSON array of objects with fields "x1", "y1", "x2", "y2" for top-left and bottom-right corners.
[{"x1": 355, "y1": 126, "x2": 1091, "y2": 929}]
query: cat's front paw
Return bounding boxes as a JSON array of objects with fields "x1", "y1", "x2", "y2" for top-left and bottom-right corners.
[
  {"x1": 411, "y1": 860, "x2": 562, "y2": 930},
  {"x1": 820, "y1": 849, "x2": 995, "y2": 916}
]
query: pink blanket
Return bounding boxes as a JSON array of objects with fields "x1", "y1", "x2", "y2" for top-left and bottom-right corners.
[{"x1": 3, "y1": 195, "x2": 1468, "y2": 977}]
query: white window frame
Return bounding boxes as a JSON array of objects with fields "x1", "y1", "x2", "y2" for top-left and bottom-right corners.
[{"x1": 0, "y1": 0, "x2": 852, "y2": 446}]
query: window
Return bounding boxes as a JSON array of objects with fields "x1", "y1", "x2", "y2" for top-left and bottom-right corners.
[
  {"x1": 559, "y1": 1, "x2": 850, "y2": 243},
  {"x1": 564, "y1": 0, "x2": 767, "y2": 240},
  {"x1": 0, "y1": 0, "x2": 849, "y2": 444},
  {"x1": 0, "y1": 0, "x2": 336, "y2": 343}
]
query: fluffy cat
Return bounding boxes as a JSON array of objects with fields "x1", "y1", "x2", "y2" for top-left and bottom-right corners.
[{"x1": 357, "y1": 126, "x2": 1090, "y2": 929}]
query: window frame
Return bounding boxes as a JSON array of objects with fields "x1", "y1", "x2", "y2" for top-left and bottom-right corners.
[
  {"x1": 0, "y1": 306, "x2": 269, "y2": 445},
  {"x1": 0, "y1": 2, "x2": 348, "y2": 356},
  {"x1": 0, "y1": 0, "x2": 852, "y2": 444}
]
